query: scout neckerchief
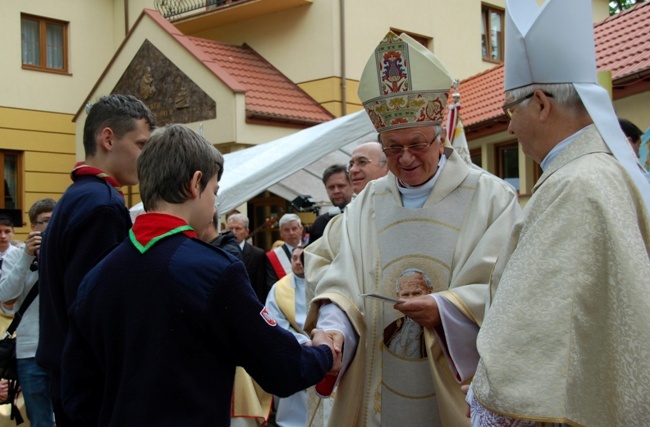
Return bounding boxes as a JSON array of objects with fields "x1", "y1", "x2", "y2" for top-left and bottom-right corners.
[
  {"x1": 71, "y1": 162, "x2": 124, "y2": 198},
  {"x1": 129, "y1": 212, "x2": 196, "y2": 254}
]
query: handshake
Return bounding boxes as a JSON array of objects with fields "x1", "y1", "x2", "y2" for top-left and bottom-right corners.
[{"x1": 310, "y1": 329, "x2": 344, "y2": 397}]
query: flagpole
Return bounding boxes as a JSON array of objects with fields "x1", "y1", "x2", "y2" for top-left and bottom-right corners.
[{"x1": 447, "y1": 79, "x2": 461, "y2": 144}]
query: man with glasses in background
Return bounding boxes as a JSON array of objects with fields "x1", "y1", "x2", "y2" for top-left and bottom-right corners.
[
  {"x1": 303, "y1": 32, "x2": 520, "y2": 427},
  {"x1": 347, "y1": 141, "x2": 389, "y2": 195}
]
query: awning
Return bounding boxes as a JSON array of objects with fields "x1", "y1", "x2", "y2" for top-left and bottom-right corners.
[{"x1": 130, "y1": 110, "x2": 377, "y2": 219}]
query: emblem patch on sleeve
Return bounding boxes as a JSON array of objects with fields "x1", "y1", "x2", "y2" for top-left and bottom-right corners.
[{"x1": 260, "y1": 307, "x2": 277, "y2": 326}]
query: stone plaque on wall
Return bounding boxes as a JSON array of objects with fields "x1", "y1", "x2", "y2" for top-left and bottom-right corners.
[{"x1": 112, "y1": 40, "x2": 216, "y2": 126}]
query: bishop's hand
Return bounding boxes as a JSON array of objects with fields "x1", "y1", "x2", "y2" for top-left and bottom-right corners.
[{"x1": 394, "y1": 295, "x2": 440, "y2": 328}]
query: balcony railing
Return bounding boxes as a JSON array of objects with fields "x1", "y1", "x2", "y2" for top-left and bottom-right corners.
[{"x1": 154, "y1": 0, "x2": 246, "y2": 20}]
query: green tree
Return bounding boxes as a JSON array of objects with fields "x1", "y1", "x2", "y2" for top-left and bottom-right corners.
[{"x1": 610, "y1": 0, "x2": 646, "y2": 15}]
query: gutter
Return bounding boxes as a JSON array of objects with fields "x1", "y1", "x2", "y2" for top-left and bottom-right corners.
[
  {"x1": 339, "y1": 0, "x2": 346, "y2": 116},
  {"x1": 612, "y1": 68, "x2": 650, "y2": 87},
  {"x1": 124, "y1": 0, "x2": 129, "y2": 36}
]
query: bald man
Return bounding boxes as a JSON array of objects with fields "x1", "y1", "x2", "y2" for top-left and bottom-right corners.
[{"x1": 347, "y1": 142, "x2": 389, "y2": 194}]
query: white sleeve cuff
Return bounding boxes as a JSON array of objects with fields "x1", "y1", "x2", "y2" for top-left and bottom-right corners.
[
  {"x1": 432, "y1": 294, "x2": 480, "y2": 383},
  {"x1": 316, "y1": 302, "x2": 358, "y2": 382}
]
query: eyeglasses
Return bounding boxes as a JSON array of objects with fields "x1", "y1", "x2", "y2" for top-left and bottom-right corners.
[
  {"x1": 34, "y1": 218, "x2": 50, "y2": 225},
  {"x1": 347, "y1": 157, "x2": 373, "y2": 172},
  {"x1": 382, "y1": 134, "x2": 438, "y2": 158},
  {"x1": 502, "y1": 91, "x2": 554, "y2": 119}
]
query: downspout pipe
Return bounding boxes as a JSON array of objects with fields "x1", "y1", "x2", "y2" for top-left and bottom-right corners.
[
  {"x1": 339, "y1": 0, "x2": 347, "y2": 116},
  {"x1": 124, "y1": 0, "x2": 129, "y2": 36},
  {"x1": 125, "y1": 0, "x2": 133, "y2": 206}
]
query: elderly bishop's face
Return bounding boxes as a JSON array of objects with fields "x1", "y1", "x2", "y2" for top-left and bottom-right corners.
[{"x1": 380, "y1": 126, "x2": 444, "y2": 187}]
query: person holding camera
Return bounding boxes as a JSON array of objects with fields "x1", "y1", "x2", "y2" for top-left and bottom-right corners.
[{"x1": 0, "y1": 198, "x2": 56, "y2": 426}]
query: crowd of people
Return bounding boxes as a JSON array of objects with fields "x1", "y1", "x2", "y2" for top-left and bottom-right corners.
[{"x1": 0, "y1": 0, "x2": 648, "y2": 426}]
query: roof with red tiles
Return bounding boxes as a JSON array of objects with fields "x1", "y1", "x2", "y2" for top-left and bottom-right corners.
[
  {"x1": 594, "y1": 2, "x2": 650, "y2": 83},
  {"x1": 74, "y1": 9, "x2": 333, "y2": 125},
  {"x1": 457, "y1": 64, "x2": 506, "y2": 131},
  {"x1": 188, "y1": 37, "x2": 334, "y2": 125},
  {"x1": 460, "y1": 2, "x2": 650, "y2": 131}
]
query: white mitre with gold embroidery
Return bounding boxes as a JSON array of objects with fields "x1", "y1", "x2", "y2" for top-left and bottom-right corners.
[
  {"x1": 358, "y1": 31, "x2": 452, "y2": 133},
  {"x1": 505, "y1": 0, "x2": 650, "y2": 208}
]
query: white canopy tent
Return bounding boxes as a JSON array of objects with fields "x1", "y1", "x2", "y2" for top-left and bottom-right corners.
[{"x1": 130, "y1": 110, "x2": 377, "y2": 220}]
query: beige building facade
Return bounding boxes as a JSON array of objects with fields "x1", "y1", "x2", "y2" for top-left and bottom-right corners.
[
  {"x1": 0, "y1": 0, "x2": 633, "y2": 242},
  {"x1": 0, "y1": 0, "x2": 133, "y2": 239}
]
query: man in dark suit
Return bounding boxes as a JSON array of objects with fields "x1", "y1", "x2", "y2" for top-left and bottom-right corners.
[
  {"x1": 308, "y1": 164, "x2": 353, "y2": 243},
  {"x1": 202, "y1": 212, "x2": 242, "y2": 261},
  {"x1": 227, "y1": 213, "x2": 268, "y2": 303}
]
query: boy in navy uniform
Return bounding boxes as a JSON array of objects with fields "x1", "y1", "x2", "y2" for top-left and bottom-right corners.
[
  {"x1": 37, "y1": 94, "x2": 155, "y2": 426},
  {"x1": 61, "y1": 124, "x2": 337, "y2": 426}
]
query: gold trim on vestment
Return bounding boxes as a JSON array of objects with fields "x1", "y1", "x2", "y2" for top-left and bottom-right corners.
[
  {"x1": 275, "y1": 274, "x2": 305, "y2": 334},
  {"x1": 365, "y1": 250, "x2": 382, "y2": 424},
  {"x1": 488, "y1": 260, "x2": 497, "y2": 305},
  {"x1": 317, "y1": 291, "x2": 364, "y2": 321},
  {"x1": 383, "y1": 254, "x2": 450, "y2": 273},
  {"x1": 457, "y1": 185, "x2": 476, "y2": 191},
  {"x1": 378, "y1": 217, "x2": 461, "y2": 235},
  {"x1": 374, "y1": 382, "x2": 381, "y2": 414},
  {"x1": 381, "y1": 381, "x2": 436, "y2": 400},
  {"x1": 307, "y1": 396, "x2": 321, "y2": 427},
  {"x1": 231, "y1": 368, "x2": 273, "y2": 421},
  {"x1": 474, "y1": 394, "x2": 586, "y2": 427},
  {"x1": 382, "y1": 342, "x2": 427, "y2": 362},
  {"x1": 441, "y1": 290, "x2": 478, "y2": 325}
]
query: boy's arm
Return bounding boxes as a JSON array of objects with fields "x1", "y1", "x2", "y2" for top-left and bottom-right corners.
[
  {"x1": 61, "y1": 301, "x2": 103, "y2": 426},
  {"x1": 210, "y1": 263, "x2": 333, "y2": 397},
  {"x1": 62, "y1": 205, "x2": 130, "y2": 309}
]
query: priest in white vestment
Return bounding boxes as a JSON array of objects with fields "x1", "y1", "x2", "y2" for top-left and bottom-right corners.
[
  {"x1": 468, "y1": 1, "x2": 650, "y2": 426},
  {"x1": 303, "y1": 31, "x2": 521, "y2": 427},
  {"x1": 266, "y1": 247, "x2": 331, "y2": 427}
]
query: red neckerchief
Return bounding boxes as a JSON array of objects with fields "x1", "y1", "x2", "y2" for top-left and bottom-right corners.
[
  {"x1": 71, "y1": 162, "x2": 124, "y2": 198},
  {"x1": 129, "y1": 212, "x2": 197, "y2": 254}
]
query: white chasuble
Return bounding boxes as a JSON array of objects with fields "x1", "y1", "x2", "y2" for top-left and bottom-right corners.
[
  {"x1": 373, "y1": 173, "x2": 477, "y2": 427},
  {"x1": 305, "y1": 148, "x2": 520, "y2": 427},
  {"x1": 267, "y1": 275, "x2": 333, "y2": 427},
  {"x1": 473, "y1": 127, "x2": 650, "y2": 426}
]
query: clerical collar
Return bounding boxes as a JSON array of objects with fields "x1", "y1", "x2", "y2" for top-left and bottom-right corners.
[
  {"x1": 397, "y1": 154, "x2": 448, "y2": 208},
  {"x1": 540, "y1": 126, "x2": 589, "y2": 171},
  {"x1": 130, "y1": 212, "x2": 196, "y2": 254}
]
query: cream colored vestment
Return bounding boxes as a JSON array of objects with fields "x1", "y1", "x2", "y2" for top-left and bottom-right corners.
[
  {"x1": 474, "y1": 126, "x2": 650, "y2": 426},
  {"x1": 305, "y1": 148, "x2": 520, "y2": 427}
]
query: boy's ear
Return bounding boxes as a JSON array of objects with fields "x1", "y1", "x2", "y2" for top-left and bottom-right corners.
[
  {"x1": 190, "y1": 171, "x2": 203, "y2": 198},
  {"x1": 99, "y1": 128, "x2": 114, "y2": 151}
]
